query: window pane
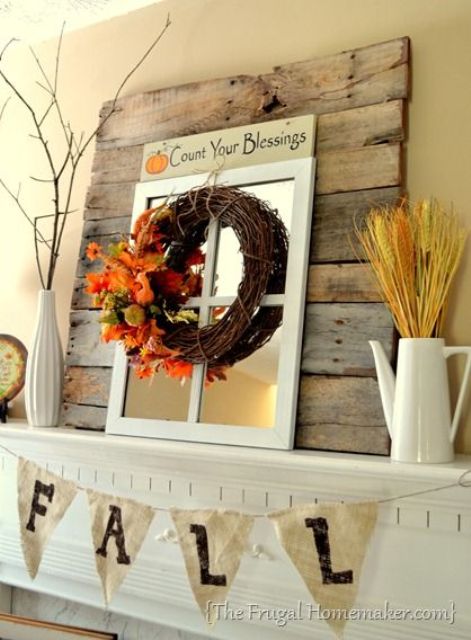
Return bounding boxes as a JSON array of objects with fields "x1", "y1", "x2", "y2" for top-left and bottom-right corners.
[
  {"x1": 122, "y1": 308, "x2": 200, "y2": 421},
  {"x1": 212, "y1": 226, "x2": 242, "y2": 296},
  {"x1": 199, "y1": 311, "x2": 282, "y2": 428},
  {"x1": 241, "y1": 180, "x2": 294, "y2": 231},
  {"x1": 212, "y1": 180, "x2": 294, "y2": 297},
  {"x1": 124, "y1": 366, "x2": 191, "y2": 421}
]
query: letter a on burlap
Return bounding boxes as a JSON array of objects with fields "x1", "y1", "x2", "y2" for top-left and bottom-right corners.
[{"x1": 87, "y1": 489, "x2": 155, "y2": 604}]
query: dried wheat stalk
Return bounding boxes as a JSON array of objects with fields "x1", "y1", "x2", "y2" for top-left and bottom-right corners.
[{"x1": 356, "y1": 199, "x2": 467, "y2": 338}]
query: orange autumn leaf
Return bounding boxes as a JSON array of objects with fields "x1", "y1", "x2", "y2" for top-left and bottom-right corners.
[
  {"x1": 153, "y1": 269, "x2": 186, "y2": 296},
  {"x1": 86, "y1": 242, "x2": 102, "y2": 261},
  {"x1": 85, "y1": 272, "x2": 111, "y2": 294},
  {"x1": 135, "y1": 365, "x2": 155, "y2": 379},
  {"x1": 101, "y1": 323, "x2": 127, "y2": 342},
  {"x1": 134, "y1": 272, "x2": 155, "y2": 305},
  {"x1": 132, "y1": 207, "x2": 156, "y2": 237},
  {"x1": 163, "y1": 358, "x2": 193, "y2": 380},
  {"x1": 117, "y1": 250, "x2": 136, "y2": 270},
  {"x1": 107, "y1": 267, "x2": 135, "y2": 291}
]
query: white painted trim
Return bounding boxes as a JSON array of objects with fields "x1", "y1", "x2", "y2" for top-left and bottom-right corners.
[{"x1": 106, "y1": 158, "x2": 316, "y2": 449}]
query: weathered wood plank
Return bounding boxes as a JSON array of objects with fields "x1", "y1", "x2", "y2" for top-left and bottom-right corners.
[
  {"x1": 266, "y1": 37, "x2": 408, "y2": 118},
  {"x1": 297, "y1": 374, "x2": 385, "y2": 427},
  {"x1": 296, "y1": 424, "x2": 389, "y2": 454},
  {"x1": 77, "y1": 215, "x2": 131, "y2": 277},
  {"x1": 83, "y1": 144, "x2": 401, "y2": 221},
  {"x1": 62, "y1": 403, "x2": 107, "y2": 430},
  {"x1": 89, "y1": 100, "x2": 404, "y2": 185},
  {"x1": 82, "y1": 215, "x2": 132, "y2": 238},
  {"x1": 64, "y1": 366, "x2": 111, "y2": 406},
  {"x1": 316, "y1": 100, "x2": 403, "y2": 151},
  {"x1": 72, "y1": 279, "x2": 93, "y2": 310},
  {"x1": 301, "y1": 303, "x2": 395, "y2": 376},
  {"x1": 307, "y1": 264, "x2": 381, "y2": 302},
  {"x1": 296, "y1": 375, "x2": 389, "y2": 454},
  {"x1": 311, "y1": 186, "x2": 402, "y2": 262},
  {"x1": 85, "y1": 183, "x2": 136, "y2": 217},
  {"x1": 316, "y1": 143, "x2": 401, "y2": 195},
  {"x1": 96, "y1": 37, "x2": 408, "y2": 149},
  {"x1": 66, "y1": 310, "x2": 115, "y2": 367},
  {"x1": 91, "y1": 144, "x2": 144, "y2": 184}
]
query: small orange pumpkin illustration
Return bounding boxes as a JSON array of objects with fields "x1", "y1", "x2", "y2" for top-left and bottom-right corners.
[{"x1": 146, "y1": 153, "x2": 169, "y2": 174}]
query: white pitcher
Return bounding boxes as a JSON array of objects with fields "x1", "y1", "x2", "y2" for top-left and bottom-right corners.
[{"x1": 369, "y1": 338, "x2": 471, "y2": 463}]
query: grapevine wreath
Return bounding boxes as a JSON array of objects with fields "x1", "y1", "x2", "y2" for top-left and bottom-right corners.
[{"x1": 86, "y1": 185, "x2": 289, "y2": 383}]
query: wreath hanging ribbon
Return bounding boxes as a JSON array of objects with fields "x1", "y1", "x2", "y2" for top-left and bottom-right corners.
[{"x1": 86, "y1": 185, "x2": 289, "y2": 383}]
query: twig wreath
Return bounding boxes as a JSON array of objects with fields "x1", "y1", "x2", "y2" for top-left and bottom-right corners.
[{"x1": 86, "y1": 185, "x2": 289, "y2": 383}]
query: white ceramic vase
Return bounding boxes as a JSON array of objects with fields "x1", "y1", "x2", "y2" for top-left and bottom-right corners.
[
  {"x1": 370, "y1": 338, "x2": 471, "y2": 463},
  {"x1": 25, "y1": 290, "x2": 64, "y2": 427}
]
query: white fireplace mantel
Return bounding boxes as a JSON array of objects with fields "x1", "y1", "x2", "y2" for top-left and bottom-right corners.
[{"x1": 1, "y1": 421, "x2": 471, "y2": 639}]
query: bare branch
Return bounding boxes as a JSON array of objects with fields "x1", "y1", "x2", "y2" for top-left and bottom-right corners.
[
  {"x1": 38, "y1": 99, "x2": 54, "y2": 126},
  {"x1": 0, "y1": 38, "x2": 18, "y2": 61},
  {"x1": 33, "y1": 218, "x2": 46, "y2": 289},
  {"x1": 53, "y1": 14, "x2": 171, "y2": 285},
  {"x1": 29, "y1": 28, "x2": 74, "y2": 165},
  {"x1": 76, "y1": 13, "x2": 171, "y2": 161},
  {"x1": 54, "y1": 23, "x2": 65, "y2": 95},
  {"x1": 0, "y1": 17, "x2": 171, "y2": 289},
  {"x1": 0, "y1": 65, "x2": 58, "y2": 180},
  {"x1": 35, "y1": 80, "x2": 53, "y2": 95},
  {"x1": 56, "y1": 128, "x2": 74, "y2": 180},
  {"x1": 0, "y1": 95, "x2": 10, "y2": 122},
  {"x1": 34, "y1": 210, "x2": 77, "y2": 220},
  {"x1": 30, "y1": 175, "x2": 55, "y2": 183},
  {"x1": 0, "y1": 177, "x2": 51, "y2": 247}
]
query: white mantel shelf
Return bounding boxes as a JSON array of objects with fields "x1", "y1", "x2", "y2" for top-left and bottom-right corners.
[
  {"x1": 1, "y1": 420, "x2": 471, "y2": 639},
  {"x1": 1, "y1": 420, "x2": 471, "y2": 486}
]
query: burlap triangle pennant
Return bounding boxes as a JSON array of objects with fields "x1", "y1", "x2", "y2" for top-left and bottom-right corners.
[
  {"x1": 87, "y1": 489, "x2": 155, "y2": 604},
  {"x1": 269, "y1": 501, "x2": 377, "y2": 637},
  {"x1": 170, "y1": 508, "x2": 254, "y2": 625},
  {"x1": 17, "y1": 457, "x2": 78, "y2": 579}
]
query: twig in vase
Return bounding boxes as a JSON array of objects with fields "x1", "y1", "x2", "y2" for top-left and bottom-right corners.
[{"x1": 0, "y1": 14, "x2": 171, "y2": 290}]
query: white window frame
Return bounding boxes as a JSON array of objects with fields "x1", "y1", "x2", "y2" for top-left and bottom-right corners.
[{"x1": 106, "y1": 157, "x2": 315, "y2": 449}]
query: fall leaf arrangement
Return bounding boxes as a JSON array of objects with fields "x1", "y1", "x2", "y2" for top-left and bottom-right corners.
[
  {"x1": 86, "y1": 203, "x2": 217, "y2": 383},
  {"x1": 356, "y1": 198, "x2": 468, "y2": 338}
]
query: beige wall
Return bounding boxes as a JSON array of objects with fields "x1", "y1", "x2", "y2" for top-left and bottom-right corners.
[{"x1": 1, "y1": 0, "x2": 471, "y2": 448}]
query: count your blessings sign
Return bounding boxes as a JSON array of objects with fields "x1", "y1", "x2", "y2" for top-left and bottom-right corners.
[{"x1": 140, "y1": 115, "x2": 316, "y2": 180}]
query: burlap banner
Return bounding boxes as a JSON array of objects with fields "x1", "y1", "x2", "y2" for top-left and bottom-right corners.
[
  {"x1": 17, "y1": 457, "x2": 78, "y2": 579},
  {"x1": 87, "y1": 489, "x2": 155, "y2": 604},
  {"x1": 12, "y1": 449, "x2": 385, "y2": 636},
  {"x1": 269, "y1": 501, "x2": 378, "y2": 637},
  {"x1": 170, "y1": 508, "x2": 254, "y2": 625}
]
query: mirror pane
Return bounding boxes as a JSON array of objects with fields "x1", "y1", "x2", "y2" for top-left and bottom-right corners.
[
  {"x1": 124, "y1": 365, "x2": 191, "y2": 421},
  {"x1": 212, "y1": 180, "x2": 294, "y2": 297},
  {"x1": 122, "y1": 307, "x2": 200, "y2": 421},
  {"x1": 200, "y1": 313, "x2": 281, "y2": 428}
]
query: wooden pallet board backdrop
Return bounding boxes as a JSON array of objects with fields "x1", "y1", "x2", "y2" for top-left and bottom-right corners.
[{"x1": 64, "y1": 36, "x2": 410, "y2": 454}]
